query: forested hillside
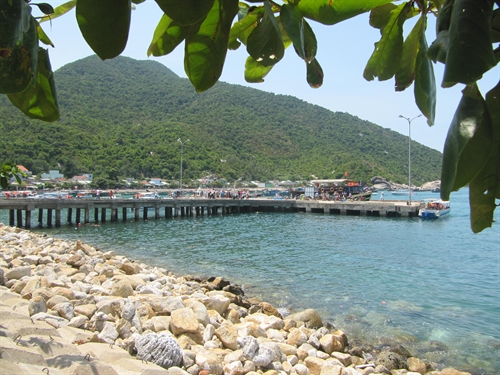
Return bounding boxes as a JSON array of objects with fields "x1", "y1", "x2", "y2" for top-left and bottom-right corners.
[{"x1": 0, "y1": 56, "x2": 442, "y2": 185}]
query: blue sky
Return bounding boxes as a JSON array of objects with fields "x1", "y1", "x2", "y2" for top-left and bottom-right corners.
[{"x1": 37, "y1": 1, "x2": 499, "y2": 152}]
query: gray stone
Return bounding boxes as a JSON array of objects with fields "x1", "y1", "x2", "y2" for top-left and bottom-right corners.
[
  {"x1": 134, "y1": 332, "x2": 183, "y2": 369},
  {"x1": 252, "y1": 345, "x2": 274, "y2": 367},
  {"x1": 53, "y1": 302, "x2": 75, "y2": 320},
  {"x1": 286, "y1": 308, "x2": 323, "y2": 329},
  {"x1": 5, "y1": 266, "x2": 31, "y2": 281},
  {"x1": 122, "y1": 298, "x2": 137, "y2": 321},
  {"x1": 98, "y1": 321, "x2": 119, "y2": 343},
  {"x1": 376, "y1": 351, "x2": 408, "y2": 370},
  {"x1": 68, "y1": 315, "x2": 88, "y2": 328},
  {"x1": 239, "y1": 335, "x2": 259, "y2": 360},
  {"x1": 28, "y1": 296, "x2": 47, "y2": 316}
]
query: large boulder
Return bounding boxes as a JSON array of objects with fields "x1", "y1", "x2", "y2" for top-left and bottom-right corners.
[
  {"x1": 170, "y1": 307, "x2": 200, "y2": 335},
  {"x1": 376, "y1": 350, "x2": 408, "y2": 370},
  {"x1": 286, "y1": 309, "x2": 323, "y2": 329},
  {"x1": 134, "y1": 332, "x2": 183, "y2": 369}
]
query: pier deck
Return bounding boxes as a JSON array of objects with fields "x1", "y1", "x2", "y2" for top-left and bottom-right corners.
[{"x1": 0, "y1": 198, "x2": 424, "y2": 229}]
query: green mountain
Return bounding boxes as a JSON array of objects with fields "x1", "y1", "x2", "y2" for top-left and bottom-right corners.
[{"x1": 0, "y1": 55, "x2": 442, "y2": 185}]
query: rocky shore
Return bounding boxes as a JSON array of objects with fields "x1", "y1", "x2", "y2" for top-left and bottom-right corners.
[{"x1": 0, "y1": 224, "x2": 470, "y2": 375}]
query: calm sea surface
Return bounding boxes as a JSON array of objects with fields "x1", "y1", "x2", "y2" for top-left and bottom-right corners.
[{"x1": 1, "y1": 188, "x2": 499, "y2": 374}]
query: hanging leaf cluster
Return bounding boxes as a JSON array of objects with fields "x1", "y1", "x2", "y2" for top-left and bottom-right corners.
[
  {"x1": 0, "y1": 0, "x2": 499, "y2": 232},
  {"x1": 0, "y1": 0, "x2": 58, "y2": 122}
]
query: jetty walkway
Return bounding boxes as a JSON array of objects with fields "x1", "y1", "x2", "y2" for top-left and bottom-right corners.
[{"x1": 0, "y1": 197, "x2": 424, "y2": 229}]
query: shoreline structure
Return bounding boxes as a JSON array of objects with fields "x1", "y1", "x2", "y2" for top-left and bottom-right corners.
[{"x1": 0, "y1": 224, "x2": 470, "y2": 375}]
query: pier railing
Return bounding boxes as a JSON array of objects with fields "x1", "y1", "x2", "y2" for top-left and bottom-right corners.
[{"x1": 0, "y1": 197, "x2": 424, "y2": 229}]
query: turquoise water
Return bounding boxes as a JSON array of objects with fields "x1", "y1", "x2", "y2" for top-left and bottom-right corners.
[{"x1": 1, "y1": 188, "x2": 499, "y2": 374}]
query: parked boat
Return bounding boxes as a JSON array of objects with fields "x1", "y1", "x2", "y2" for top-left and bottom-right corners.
[
  {"x1": 419, "y1": 199, "x2": 451, "y2": 219},
  {"x1": 391, "y1": 189, "x2": 416, "y2": 196},
  {"x1": 135, "y1": 192, "x2": 159, "y2": 199},
  {"x1": 309, "y1": 179, "x2": 373, "y2": 201}
]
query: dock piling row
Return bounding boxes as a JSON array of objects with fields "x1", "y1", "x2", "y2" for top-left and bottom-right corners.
[{"x1": 1, "y1": 198, "x2": 423, "y2": 229}]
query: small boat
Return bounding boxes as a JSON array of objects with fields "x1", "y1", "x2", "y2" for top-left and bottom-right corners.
[
  {"x1": 309, "y1": 179, "x2": 373, "y2": 201},
  {"x1": 135, "y1": 192, "x2": 159, "y2": 199},
  {"x1": 419, "y1": 199, "x2": 451, "y2": 219},
  {"x1": 391, "y1": 189, "x2": 416, "y2": 196}
]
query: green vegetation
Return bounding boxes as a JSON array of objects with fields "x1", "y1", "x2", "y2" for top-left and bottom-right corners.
[
  {"x1": 1, "y1": 0, "x2": 498, "y2": 232},
  {"x1": 0, "y1": 56, "x2": 442, "y2": 186}
]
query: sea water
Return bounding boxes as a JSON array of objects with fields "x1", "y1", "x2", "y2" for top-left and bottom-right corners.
[{"x1": 1, "y1": 188, "x2": 498, "y2": 374}]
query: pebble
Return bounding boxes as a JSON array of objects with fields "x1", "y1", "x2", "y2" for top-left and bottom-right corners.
[{"x1": 0, "y1": 224, "x2": 472, "y2": 375}]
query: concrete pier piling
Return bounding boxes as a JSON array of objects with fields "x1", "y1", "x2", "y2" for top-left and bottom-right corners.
[{"x1": 0, "y1": 198, "x2": 423, "y2": 228}]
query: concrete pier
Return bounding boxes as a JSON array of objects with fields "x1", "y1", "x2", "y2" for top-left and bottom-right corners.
[{"x1": 0, "y1": 198, "x2": 424, "y2": 228}]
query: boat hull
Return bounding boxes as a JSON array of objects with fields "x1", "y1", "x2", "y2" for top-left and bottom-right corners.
[{"x1": 419, "y1": 199, "x2": 451, "y2": 219}]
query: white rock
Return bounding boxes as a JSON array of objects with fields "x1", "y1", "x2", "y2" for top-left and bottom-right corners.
[
  {"x1": 5, "y1": 266, "x2": 31, "y2": 280},
  {"x1": 68, "y1": 315, "x2": 88, "y2": 328},
  {"x1": 98, "y1": 321, "x2": 119, "y2": 343},
  {"x1": 203, "y1": 324, "x2": 216, "y2": 343},
  {"x1": 294, "y1": 363, "x2": 310, "y2": 375},
  {"x1": 252, "y1": 345, "x2": 274, "y2": 367},
  {"x1": 223, "y1": 361, "x2": 244, "y2": 375}
]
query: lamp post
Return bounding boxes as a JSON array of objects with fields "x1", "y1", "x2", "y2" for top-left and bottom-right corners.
[
  {"x1": 398, "y1": 114, "x2": 422, "y2": 205},
  {"x1": 177, "y1": 138, "x2": 189, "y2": 195}
]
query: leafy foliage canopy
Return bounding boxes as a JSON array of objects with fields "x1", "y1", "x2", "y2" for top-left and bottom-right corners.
[{"x1": 0, "y1": 0, "x2": 498, "y2": 232}]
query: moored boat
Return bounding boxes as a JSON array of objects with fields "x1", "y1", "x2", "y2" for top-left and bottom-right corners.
[
  {"x1": 419, "y1": 199, "x2": 451, "y2": 219},
  {"x1": 310, "y1": 179, "x2": 373, "y2": 201},
  {"x1": 391, "y1": 189, "x2": 416, "y2": 196}
]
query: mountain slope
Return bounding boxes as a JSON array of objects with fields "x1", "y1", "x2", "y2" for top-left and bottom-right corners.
[{"x1": 0, "y1": 55, "x2": 442, "y2": 184}]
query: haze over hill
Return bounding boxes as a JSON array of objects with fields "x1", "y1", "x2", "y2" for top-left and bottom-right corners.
[{"x1": 0, "y1": 56, "x2": 442, "y2": 185}]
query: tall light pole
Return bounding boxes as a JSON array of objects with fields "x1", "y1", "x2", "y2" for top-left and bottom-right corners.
[
  {"x1": 177, "y1": 138, "x2": 189, "y2": 194},
  {"x1": 398, "y1": 114, "x2": 422, "y2": 205}
]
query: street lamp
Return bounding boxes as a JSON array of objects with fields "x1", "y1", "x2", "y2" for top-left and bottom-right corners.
[
  {"x1": 177, "y1": 138, "x2": 189, "y2": 194},
  {"x1": 398, "y1": 114, "x2": 422, "y2": 205}
]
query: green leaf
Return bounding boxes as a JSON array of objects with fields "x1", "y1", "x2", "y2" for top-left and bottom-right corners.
[
  {"x1": 491, "y1": 8, "x2": 500, "y2": 43},
  {"x1": 0, "y1": 0, "x2": 31, "y2": 49},
  {"x1": 427, "y1": 29, "x2": 449, "y2": 64},
  {"x1": 0, "y1": 163, "x2": 24, "y2": 190},
  {"x1": 370, "y1": 3, "x2": 397, "y2": 30},
  {"x1": 247, "y1": 1, "x2": 284, "y2": 67},
  {"x1": 244, "y1": 55, "x2": 274, "y2": 83},
  {"x1": 297, "y1": 0, "x2": 394, "y2": 25},
  {"x1": 281, "y1": 4, "x2": 305, "y2": 60},
  {"x1": 228, "y1": 6, "x2": 264, "y2": 49},
  {"x1": 24, "y1": 15, "x2": 39, "y2": 87},
  {"x1": 414, "y1": 19, "x2": 436, "y2": 126},
  {"x1": 441, "y1": 83, "x2": 492, "y2": 200},
  {"x1": 39, "y1": 0, "x2": 76, "y2": 23},
  {"x1": 155, "y1": 0, "x2": 215, "y2": 26},
  {"x1": 184, "y1": 0, "x2": 239, "y2": 92},
  {"x1": 306, "y1": 58, "x2": 323, "y2": 88},
  {"x1": 363, "y1": 2, "x2": 410, "y2": 82},
  {"x1": 30, "y1": 3, "x2": 54, "y2": 15},
  {"x1": 395, "y1": 16, "x2": 424, "y2": 91},
  {"x1": 436, "y1": 0, "x2": 453, "y2": 32},
  {"x1": 36, "y1": 21, "x2": 54, "y2": 47},
  {"x1": 236, "y1": 2, "x2": 249, "y2": 21},
  {"x1": 76, "y1": 0, "x2": 131, "y2": 60},
  {"x1": 0, "y1": 10, "x2": 38, "y2": 94},
  {"x1": 302, "y1": 20, "x2": 317, "y2": 63},
  {"x1": 147, "y1": 14, "x2": 187, "y2": 57},
  {"x1": 469, "y1": 81, "x2": 500, "y2": 233},
  {"x1": 442, "y1": 0, "x2": 496, "y2": 87},
  {"x1": 7, "y1": 48, "x2": 59, "y2": 122}
]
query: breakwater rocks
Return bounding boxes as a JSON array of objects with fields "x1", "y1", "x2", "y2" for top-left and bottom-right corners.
[{"x1": 0, "y1": 224, "x2": 470, "y2": 375}]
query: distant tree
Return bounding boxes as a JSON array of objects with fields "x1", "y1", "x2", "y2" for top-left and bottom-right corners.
[{"x1": 0, "y1": 0, "x2": 498, "y2": 232}]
